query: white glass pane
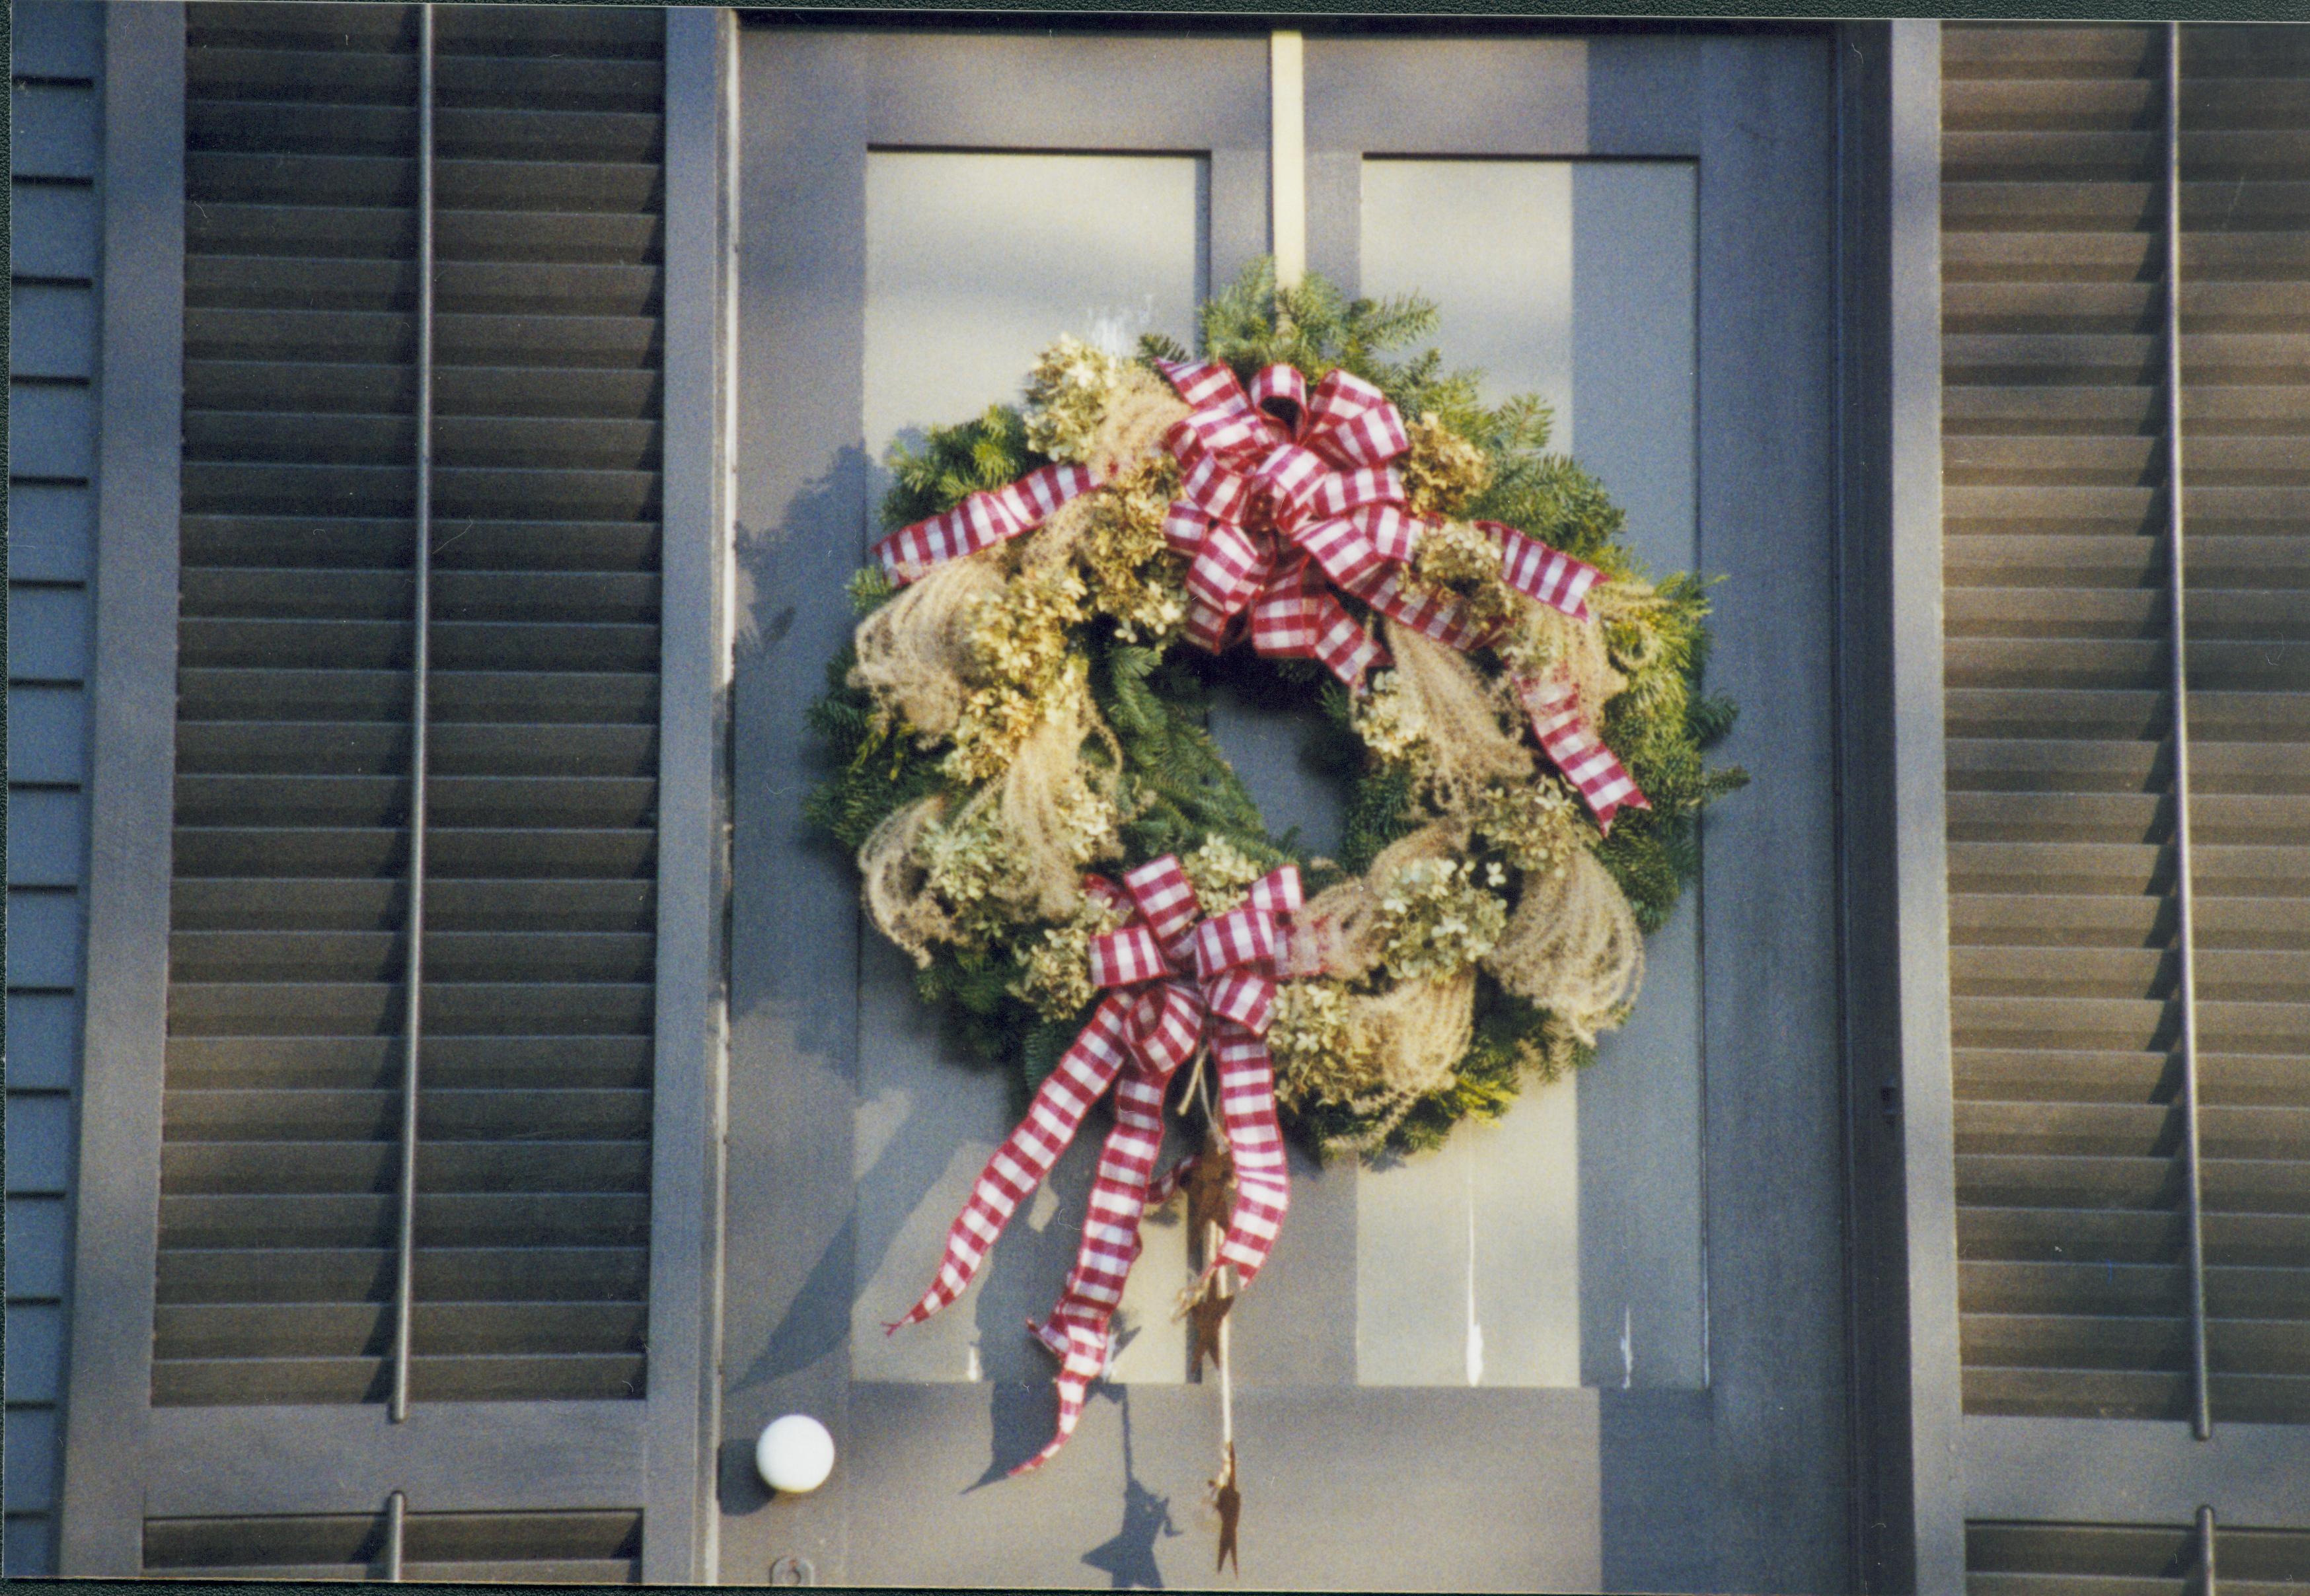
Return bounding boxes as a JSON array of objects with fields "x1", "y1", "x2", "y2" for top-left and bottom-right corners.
[
  {"x1": 853, "y1": 151, "x2": 1209, "y2": 1386},
  {"x1": 1358, "y1": 157, "x2": 1705, "y2": 1389}
]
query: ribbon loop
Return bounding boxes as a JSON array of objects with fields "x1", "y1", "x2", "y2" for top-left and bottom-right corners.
[
  {"x1": 1121, "y1": 856, "x2": 1203, "y2": 952},
  {"x1": 1125, "y1": 981, "x2": 1205, "y2": 1076},
  {"x1": 1088, "y1": 922, "x2": 1170, "y2": 992},
  {"x1": 1247, "y1": 361, "x2": 1308, "y2": 432},
  {"x1": 1189, "y1": 901, "x2": 1276, "y2": 983}
]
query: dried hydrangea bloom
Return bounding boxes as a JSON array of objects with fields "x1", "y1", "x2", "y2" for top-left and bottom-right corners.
[
  {"x1": 1470, "y1": 778, "x2": 1585, "y2": 877},
  {"x1": 913, "y1": 803, "x2": 1029, "y2": 951},
  {"x1": 1400, "y1": 411, "x2": 1493, "y2": 517},
  {"x1": 1349, "y1": 670, "x2": 1431, "y2": 769},
  {"x1": 1265, "y1": 979, "x2": 1374, "y2": 1107},
  {"x1": 1054, "y1": 749, "x2": 1124, "y2": 864},
  {"x1": 1407, "y1": 518, "x2": 1516, "y2": 635},
  {"x1": 1374, "y1": 856, "x2": 1510, "y2": 982},
  {"x1": 1012, "y1": 892, "x2": 1131, "y2": 1020},
  {"x1": 1023, "y1": 335, "x2": 1129, "y2": 464},
  {"x1": 942, "y1": 565, "x2": 1089, "y2": 783},
  {"x1": 1179, "y1": 835, "x2": 1268, "y2": 918},
  {"x1": 1076, "y1": 456, "x2": 1189, "y2": 643}
]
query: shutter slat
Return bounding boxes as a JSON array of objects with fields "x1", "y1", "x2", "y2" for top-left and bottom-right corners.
[
  {"x1": 143, "y1": 1502, "x2": 642, "y2": 1579},
  {"x1": 180, "y1": 516, "x2": 661, "y2": 572},
  {"x1": 188, "y1": 361, "x2": 661, "y2": 419},
  {"x1": 163, "y1": 1035, "x2": 653, "y2": 1089},
  {"x1": 161, "y1": 1140, "x2": 651, "y2": 1194},
  {"x1": 176, "y1": 721, "x2": 657, "y2": 774},
  {"x1": 188, "y1": 203, "x2": 659, "y2": 265},
  {"x1": 153, "y1": 1301, "x2": 646, "y2": 1358}
]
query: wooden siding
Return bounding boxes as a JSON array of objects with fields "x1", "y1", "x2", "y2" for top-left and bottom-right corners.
[{"x1": 5, "y1": 1, "x2": 102, "y2": 1578}]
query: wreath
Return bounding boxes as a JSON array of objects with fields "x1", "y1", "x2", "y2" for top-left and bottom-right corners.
[{"x1": 805, "y1": 262, "x2": 1744, "y2": 1480}]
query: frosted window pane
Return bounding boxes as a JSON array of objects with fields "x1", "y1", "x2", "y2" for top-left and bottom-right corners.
[{"x1": 1359, "y1": 157, "x2": 1704, "y2": 1389}]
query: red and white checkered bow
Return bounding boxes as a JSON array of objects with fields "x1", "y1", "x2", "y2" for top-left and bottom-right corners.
[
  {"x1": 887, "y1": 855, "x2": 1300, "y2": 1474},
  {"x1": 1154, "y1": 359, "x2": 1649, "y2": 830},
  {"x1": 865, "y1": 355, "x2": 1648, "y2": 829}
]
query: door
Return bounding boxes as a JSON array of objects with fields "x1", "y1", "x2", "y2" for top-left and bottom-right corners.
[{"x1": 725, "y1": 27, "x2": 1843, "y2": 1591}]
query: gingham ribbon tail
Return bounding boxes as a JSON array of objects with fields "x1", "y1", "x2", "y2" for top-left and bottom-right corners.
[
  {"x1": 870, "y1": 460, "x2": 1104, "y2": 583},
  {"x1": 887, "y1": 856, "x2": 1302, "y2": 1474}
]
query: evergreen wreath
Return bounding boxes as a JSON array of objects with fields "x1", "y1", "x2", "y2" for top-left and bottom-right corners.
[{"x1": 806, "y1": 261, "x2": 1745, "y2": 1157}]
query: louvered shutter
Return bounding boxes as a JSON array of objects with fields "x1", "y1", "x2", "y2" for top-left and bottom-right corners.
[
  {"x1": 1941, "y1": 3, "x2": 2310, "y2": 1497},
  {"x1": 170, "y1": 0, "x2": 661, "y2": 1410},
  {"x1": 59, "y1": 2, "x2": 721, "y2": 1576}
]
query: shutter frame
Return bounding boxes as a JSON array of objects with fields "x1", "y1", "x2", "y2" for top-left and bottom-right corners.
[
  {"x1": 58, "y1": 5, "x2": 727, "y2": 1576},
  {"x1": 1943, "y1": 15, "x2": 2310, "y2": 1554}
]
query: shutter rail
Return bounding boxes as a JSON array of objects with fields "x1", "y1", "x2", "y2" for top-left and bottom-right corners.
[
  {"x1": 389, "y1": 1, "x2": 436, "y2": 1427},
  {"x1": 2162, "y1": 17, "x2": 2212, "y2": 1447}
]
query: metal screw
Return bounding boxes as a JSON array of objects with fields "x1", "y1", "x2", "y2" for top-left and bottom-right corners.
[{"x1": 769, "y1": 1554, "x2": 815, "y2": 1587}]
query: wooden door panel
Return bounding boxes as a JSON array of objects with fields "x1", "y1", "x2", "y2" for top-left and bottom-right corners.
[{"x1": 727, "y1": 28, "x2": 1842, "y2": 1591}]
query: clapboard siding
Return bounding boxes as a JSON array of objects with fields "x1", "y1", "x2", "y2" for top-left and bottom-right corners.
[
  {"x1": 5, "y1": 2, "x2": 102, "y2": 1577},
  {"x1": 1946, "y1": 21, "x2": 2310, "y2": 1430}
]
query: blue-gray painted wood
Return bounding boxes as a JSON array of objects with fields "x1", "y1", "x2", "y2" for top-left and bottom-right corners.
[
  {"x1": 1883, "y1": 22, "x2": 1964, "y2": 1596},
  {"x1": 4, "y1": 994, "x2": 82, "y2": 1091},
  {"x1": 4, "y1": 1095, "x2": 75, "y2": 1196},
  {"x1": 4, "y1": 1200, "x2": 69, "y2": 1299},
  {"x1": 641, "y1": 9, "x2": 729, "y2": 1579},
  {"x1": 2, "y1": 1410, "x2": 59, "y2": 1513},
  {"x1": 6, "y1": 793, "x2": 87, "y2": 890},
  {"x1": 9, "y1": 285, "x2": 96, "y2": 379},
  {"x1": 52, "y1": 0, "x2": 176, "y2": 1577},
  {"x1": 6, "y1": 689, "x2": 89, "y2": 784},
  {"x1": 29, "y1": 1, "x2": 128, "y2": 1577},
  {"x1": 725, "y1": 30, "x2": 1278, "y2": 1587},
  {"x1": 9, "y1": 186, "x2": 99, "y2": 279},
  {"x1": 5, "y1": 892, "x2": 85, "y2": 989},
  {"x1": 11, "y1": 2, "x2": 102, "y2": 79},
  {"x1": 1308, "y1": 33, "x2": 1849, "y2": 1595},
  {"x1": 731, "y1": 26, "x2": 1847, "y2": 1591},
  {"x1": 6, "y1": 1305, "x2": 66, "y2": 1405},
  {"x1": 5, "y1": 589, "x2": 91, "y2": 683},
  {"x1": 10, "y1": 85, "x2": 98, "y2": 178},
  {"x1": 1831, "y1": 24, "x2": 1960, "y2": 1593},
  {"x1": 1, "y1": 1522, "x2": 56, "y2": 1579},
  {"x1": 7, "y1": 486, "x2": 95, "y2": 582},
  {"x1": 8, "y1": 387, "x2": 98, "y2": 478}
]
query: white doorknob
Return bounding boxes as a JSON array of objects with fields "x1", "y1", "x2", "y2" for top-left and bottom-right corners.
[{"x1": 755, "y1": 1414, "x2": 836, "y2": 1494}]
